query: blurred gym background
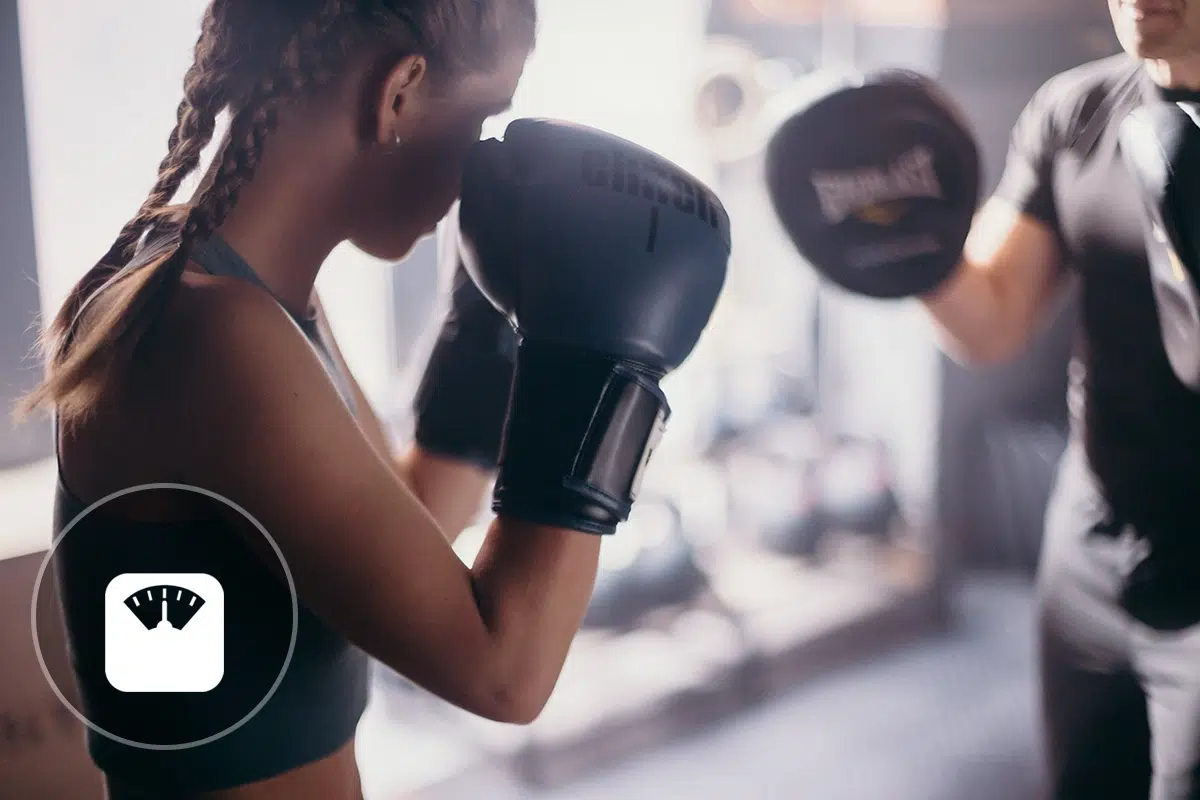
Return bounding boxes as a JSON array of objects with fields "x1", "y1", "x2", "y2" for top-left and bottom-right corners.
[{"x1": 0, "y1": 0, "x2": 1114, "y2": 797}]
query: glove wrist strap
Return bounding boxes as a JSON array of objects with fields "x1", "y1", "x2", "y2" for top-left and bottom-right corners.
[{"x1": 494, "y1": 341, "x2": 669, "y2": 535}]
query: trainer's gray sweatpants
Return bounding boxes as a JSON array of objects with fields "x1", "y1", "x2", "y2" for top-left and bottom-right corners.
[{"x1": 1038, "y1": 441, "x2": 1200, "y2": 799}]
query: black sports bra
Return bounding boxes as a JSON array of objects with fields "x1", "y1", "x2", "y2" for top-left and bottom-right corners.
[{"x1": 52, "y1": 235, "x2": 369, "y2": 793}]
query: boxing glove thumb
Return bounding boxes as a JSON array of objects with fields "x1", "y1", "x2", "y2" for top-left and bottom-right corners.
[{"x1": 408, "y1": 204, "x2": 518, "y2": 467}]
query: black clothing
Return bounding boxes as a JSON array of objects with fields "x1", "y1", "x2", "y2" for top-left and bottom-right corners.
[{"x1": 996, "y1": 53, "x2": 1200, "y2": 799}]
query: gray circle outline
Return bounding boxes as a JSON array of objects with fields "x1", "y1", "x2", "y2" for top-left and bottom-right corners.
[{"x1": 30, "y1": 482, "x2": 299, "y2": 751}]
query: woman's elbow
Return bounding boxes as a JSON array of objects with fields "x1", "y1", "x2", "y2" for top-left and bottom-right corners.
[
  {"x1": 468, "y1": 676, "x2": 550, "y2": 725},
  {"x1": 409, "y1": 650, "x2": 553, "y2": 724},
  {"x1": 452, "y1": 646, "x2": 554, "y2": 724}
]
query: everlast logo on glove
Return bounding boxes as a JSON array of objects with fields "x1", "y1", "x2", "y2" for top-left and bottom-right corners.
[
  {"x1": 581, "y1": 149, "x2": 729, "y2": 251},
  {"x1": 765, "y1": 69, "x2": 980, "y2": 298},
  {"x1": 809, "y1": 145, "x2": 943, "y2": 226}
]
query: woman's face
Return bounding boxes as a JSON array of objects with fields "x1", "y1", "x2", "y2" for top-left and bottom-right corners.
[{"x1": 345, "y1": 46, "x2": 529, "y2": 261}]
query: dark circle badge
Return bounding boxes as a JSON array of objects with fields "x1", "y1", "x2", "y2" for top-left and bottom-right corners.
[{"x1": 31, "y1": 483, "x2": 299, "y2": 751}]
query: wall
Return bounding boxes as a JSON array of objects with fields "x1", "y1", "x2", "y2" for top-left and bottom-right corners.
[
  {"x1": 0, "y1": 0, "x2": 50, "y2": 466},
  {"x1": 17, "y1": 0, "x2": 395, "y2": 408}
]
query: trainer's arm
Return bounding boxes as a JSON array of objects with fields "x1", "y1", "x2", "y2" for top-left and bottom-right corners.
[
  {"x1": 921, "y1": 78, "x2": 1070, "y2": 365},
  {"x1": 169, "y1": 284, "x2": 597, "y2": 725},
  {"x1": 921, "y1": 200, "x2": 1065, "y2": 365},
  {"x1": 313, "y1": 295, "x2": 489, "y2": 541}
]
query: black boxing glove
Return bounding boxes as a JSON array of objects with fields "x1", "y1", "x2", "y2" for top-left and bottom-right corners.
[
  {"x1": 765, "y1": 69, "x2": 981, "y2": 299},
  {"x1": 459, "y1": 118, "x2": 730, "y2": 534},
  {"x1": 410, "y1": 204, "x2": 518, "y2": 468},
  {"x1": 1120, "y1": 101, "x2": 1200, "y2": 391}
]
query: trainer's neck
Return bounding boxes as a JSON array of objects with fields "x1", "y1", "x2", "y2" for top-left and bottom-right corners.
[{"x1": 1143, "y1": 52, "x2": 1200, "y2": 92}]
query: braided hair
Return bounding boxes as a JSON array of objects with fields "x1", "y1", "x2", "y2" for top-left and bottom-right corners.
[{"x1": 19, "y1": 0, "x2": 535, "y2": 426}]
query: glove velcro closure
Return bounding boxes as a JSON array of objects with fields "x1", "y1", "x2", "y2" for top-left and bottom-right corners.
[{"x1": 492, "y1": 341, "x2": 669, "y2": 535}]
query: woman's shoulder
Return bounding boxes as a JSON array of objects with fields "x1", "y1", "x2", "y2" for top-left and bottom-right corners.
[
  {"x1": 151, "y1": 266, "x2": 304, "y2": 370},
  {"x1": 60, "y1": 266, "x2": 300, "y2": 501},
  {"x1": 92, "y1": 265, "x2": 335, "y2": 479},
  {"x1": 170, "y1": 264, "x2": 291, "y2": 339},
  {"x1": 139, "y1": 266, "x2": 311, "y2": 412}
]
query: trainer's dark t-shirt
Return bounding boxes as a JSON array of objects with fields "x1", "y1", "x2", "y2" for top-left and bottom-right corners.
[{"x1": 994, "y1": 53, "x2": 1200, "y2": 536}]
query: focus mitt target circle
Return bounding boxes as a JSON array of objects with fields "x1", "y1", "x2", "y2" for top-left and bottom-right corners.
[
  {"x1": 764, "y1": 69, "x2": 981, "y2": 299},
  {"x1": 1119, "y1": 102, "x2": 1200, "y2": 391}
]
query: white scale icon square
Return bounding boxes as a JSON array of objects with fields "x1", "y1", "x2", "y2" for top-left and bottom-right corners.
[{"x1": 105, "y1": 573, "x2": 225, "y2": 693}]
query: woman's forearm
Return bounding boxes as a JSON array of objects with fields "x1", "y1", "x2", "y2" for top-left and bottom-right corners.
[{"x1": 469, "y1": 517, "x2": 601, "y2": 722}]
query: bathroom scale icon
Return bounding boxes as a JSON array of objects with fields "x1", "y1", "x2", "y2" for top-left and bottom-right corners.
[{"x1": 104, "y1": 573, "x2": 224, "y2": 693}]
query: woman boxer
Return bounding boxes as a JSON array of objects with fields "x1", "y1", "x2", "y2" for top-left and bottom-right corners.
[
  {"x1": 14, "y1": 2, "x2": 722, "y2": 798},
  {"x1": 19, "y1": 2, "x2": 542, "y2": 797},
  {"x1": 923, "y1": 3, "x2": 1200, "y2": 797}
]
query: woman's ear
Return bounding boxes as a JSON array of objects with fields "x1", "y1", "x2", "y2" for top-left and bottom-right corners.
[{"x1": 373, "y1": 54, "x2": 429, "y2": 147}]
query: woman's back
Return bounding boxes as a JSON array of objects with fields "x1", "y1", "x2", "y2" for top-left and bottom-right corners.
[{"x1": 55, "y1": 245, "x2": 370, "y2": 798}]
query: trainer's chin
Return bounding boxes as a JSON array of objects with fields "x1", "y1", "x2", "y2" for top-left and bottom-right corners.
[{"x1": 1115, "y1": 8, "x2": 1186, "y2": 57}]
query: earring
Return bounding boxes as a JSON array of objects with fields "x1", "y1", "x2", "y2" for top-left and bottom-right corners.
[{"x1": 393, "y1": 132, "x2": 403, "y2": 148}]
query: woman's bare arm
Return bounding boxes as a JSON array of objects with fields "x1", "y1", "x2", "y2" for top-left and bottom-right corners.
[
  {"x1": 156, "y1": 281, "x2": 597, "y2": 723},
  {"x1": 312, "y1": 295, "x2": 491, "y2": 541}
]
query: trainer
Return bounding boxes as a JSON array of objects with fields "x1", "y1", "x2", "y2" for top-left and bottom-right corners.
[{"x1": 766, "y1": 2, "x2": 1200, "y2": 797}]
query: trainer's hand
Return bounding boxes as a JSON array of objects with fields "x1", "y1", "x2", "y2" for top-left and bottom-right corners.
[
  {"x1": 765, "y1": 69, "x2": 981, "y2": 299},
  {"x1": 459, "y1": 118, "x2": 731, "y2": 535},
  {"x1": 1120, "y1": 101, "x2": 1200, "y2": 391},
  {"x1": 410, "y1": 204, "x2": 518, "y2": 468}
]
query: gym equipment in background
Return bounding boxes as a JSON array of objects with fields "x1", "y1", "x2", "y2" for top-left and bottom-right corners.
[
  {"x1": 817, "y1": 434, "x2": 901, "y2": 541},
  {"x1": 716, "y1": 414, "x2": 902, "y2": 561},
  {"x1": 695, "y1": 36, "x2": 808, "y2": 168},
  {"x1": 717, "y1": 413, "x2": 825, "y2": 558},
  {"x1": 705, "y1": 346, "x2": 816, "y2": 449},
  {"x1": 583, "y1": 496, "x2": 709, "y2": 631}
]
